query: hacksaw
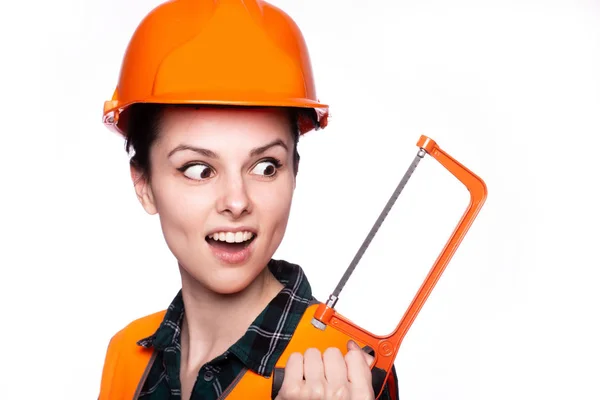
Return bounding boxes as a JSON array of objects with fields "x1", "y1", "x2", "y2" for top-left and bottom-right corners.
[{"x1": 310, "y1": 135, "x2": 488, "y2": 399}]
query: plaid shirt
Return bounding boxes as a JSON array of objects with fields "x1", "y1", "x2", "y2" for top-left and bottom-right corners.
[{"x1": 135, "y1": 259, "x2": 398, "y2": 399}]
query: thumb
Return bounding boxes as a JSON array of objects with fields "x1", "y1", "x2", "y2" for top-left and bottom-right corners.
[{"x1": 347, "y1": 340, "x2": 375, "y2": 366}]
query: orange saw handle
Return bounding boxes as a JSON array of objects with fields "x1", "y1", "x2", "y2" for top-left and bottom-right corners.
[{"x1": 312, "y1": 135, "x2": 488, "y2": 399}]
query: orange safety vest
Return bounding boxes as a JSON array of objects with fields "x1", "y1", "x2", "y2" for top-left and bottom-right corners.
[{"x1": 99, "y1": 303, "x2": 398, "y2": 399}]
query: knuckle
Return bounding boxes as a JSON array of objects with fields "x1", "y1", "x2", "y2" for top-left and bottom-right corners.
[
  {"x1": 307, "y1": 383, "x2": 326, "y2": 399},
  {"x1": 329, "y1": 385, "x2": 350, "y2": 400},
  {"x1": 279, "y1": 384, "x2": 302, "y2": 399}
]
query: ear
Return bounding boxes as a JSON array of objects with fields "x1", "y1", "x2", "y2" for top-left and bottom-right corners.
[{"x1": 130, "y1": 164, "x2": 158, "y2": 215}]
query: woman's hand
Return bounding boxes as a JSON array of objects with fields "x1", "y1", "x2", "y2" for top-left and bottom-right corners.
[{"x1": 275, "y1": 340, "x2": 375, "y2": 400}]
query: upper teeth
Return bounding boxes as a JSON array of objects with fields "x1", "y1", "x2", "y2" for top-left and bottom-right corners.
[{"x1": 210, "y1": 231, "x2": 254, "y2": 243}]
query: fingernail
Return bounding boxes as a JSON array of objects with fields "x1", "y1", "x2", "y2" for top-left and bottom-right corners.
[{"x1": 348, "y1": 340, "x2": 360, "y2": 350}]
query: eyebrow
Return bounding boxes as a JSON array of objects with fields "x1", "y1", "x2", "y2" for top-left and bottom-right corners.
[
  {"x1": 168, "y1": 145, "x2": 217, "y2": 158},
  {"x1": 168, "y1": 139, "x2": 289, "y2": 158},
  {"x1": 249, "y1": 139, "x2": 289, "y2": 157}
]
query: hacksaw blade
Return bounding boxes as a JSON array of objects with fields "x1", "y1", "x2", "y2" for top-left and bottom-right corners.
[{"x1": 331, "y1": 148, "x2": 427, "y2": 300}]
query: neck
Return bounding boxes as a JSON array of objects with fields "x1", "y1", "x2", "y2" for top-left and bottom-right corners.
[{"x1": 178, "y1": 264, "x2": 283, "y2": 371}]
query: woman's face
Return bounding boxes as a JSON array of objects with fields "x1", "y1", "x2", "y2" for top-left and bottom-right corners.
[{"x1": 132, "y1": 106, "x2": 296, "y2": 294}]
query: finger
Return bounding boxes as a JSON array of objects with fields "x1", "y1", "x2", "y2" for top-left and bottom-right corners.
[
  {"x1": 348, "y1": 340, "x2": 375, "y2": 367},
  {"x1": 323, "y1": 347, "x2": 347, "y2": 385},
  {"x1": 345, "y1": 341, "x2": 375, "y2": 398},
  {"x1": 279, "y1": 352, "x2": 305, "y2": 398},
  {"x1": 323, "y1": 347, "x2": 350, "y2": 398},
  {"x1": 303, "y1": 348, "x2": 326, "y2": 398}
]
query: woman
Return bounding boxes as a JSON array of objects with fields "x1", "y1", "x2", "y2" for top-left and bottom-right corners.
[{"x1": 99, "y1": 1, "x2": 399, "y2": 399}]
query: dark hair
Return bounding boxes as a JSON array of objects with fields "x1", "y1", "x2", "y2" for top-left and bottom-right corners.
[{"x1": 124, "y1": 104, "x2": 311, "y2": 181}]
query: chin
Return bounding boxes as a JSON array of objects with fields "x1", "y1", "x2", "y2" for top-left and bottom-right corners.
[
  {"x1": 175, "y1": 235, "x2": 280, "y2": 295},
  {"x1": 192, "y1": 261, "x2": 266, "y2": 295},
  {"x1": 212, "y1": 271, "x2": 262, "y2": 295}
]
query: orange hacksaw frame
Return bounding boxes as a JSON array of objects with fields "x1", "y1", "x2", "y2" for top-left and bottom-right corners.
[{"x1": 311, "y1": 135, "x2": 488, "y2": 399}]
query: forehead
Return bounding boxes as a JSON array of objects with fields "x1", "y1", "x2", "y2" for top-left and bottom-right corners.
[{"x1": 156, "y1": 106, "x2": 293, "y2": 147}]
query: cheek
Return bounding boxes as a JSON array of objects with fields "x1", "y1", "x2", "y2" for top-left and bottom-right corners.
[
  {"x1": 253, "y1": 179, "x2": 294, "y2": 229},
  {"x1": 152, "y1": 177, "x2": 213, "y2": 238}
]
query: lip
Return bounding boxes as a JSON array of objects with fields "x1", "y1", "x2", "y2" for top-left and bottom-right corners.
[
  {"x1": 206, "y1": 232, "x2": 257, "y2": 265},
  {"x1": 205, "y1": 226, "x2": 258, "y2": 237}
]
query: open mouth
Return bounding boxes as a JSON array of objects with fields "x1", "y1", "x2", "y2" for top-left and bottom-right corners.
[{"x1": 205, "y1": 231, "x2": 256, "y2": 252}]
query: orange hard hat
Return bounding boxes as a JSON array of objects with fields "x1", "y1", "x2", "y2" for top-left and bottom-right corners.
[{"x1": 103, "y1": 0, "x2": 329, "y2": 136}]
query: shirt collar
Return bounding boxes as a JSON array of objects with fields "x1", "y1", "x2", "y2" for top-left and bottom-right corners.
[
  {"x1": 136, "y1": 290, "x2": 184, "y2": 351},
  {"x1": 137, "y1": 259, "x2": 314, "y2": 377}
]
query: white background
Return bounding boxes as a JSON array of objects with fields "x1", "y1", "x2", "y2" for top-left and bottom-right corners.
[{"x1": 0, "y1": 0, "x2": 599, "y2": 399}]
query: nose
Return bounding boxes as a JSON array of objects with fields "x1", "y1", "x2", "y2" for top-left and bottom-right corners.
[{"x1": 216, "y1": 173, "x2": 252, "y2": 219}]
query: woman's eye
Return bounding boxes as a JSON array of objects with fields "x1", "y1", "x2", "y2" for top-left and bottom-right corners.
[
  {"x1": 251, "y1": 160, "x2": 278, "y2": 177},
  {"x1": 183, "y1": 164, "x2": 214, "y2": 180}
]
